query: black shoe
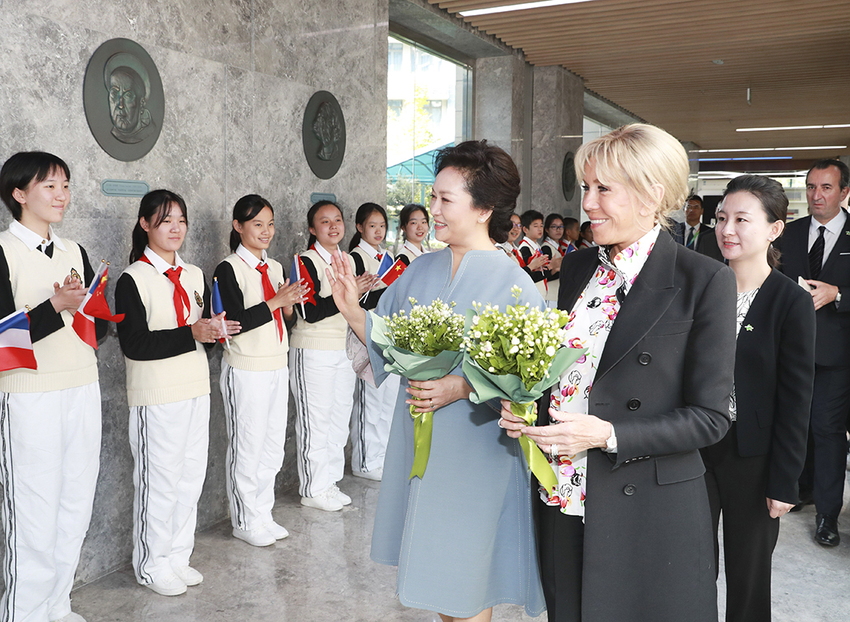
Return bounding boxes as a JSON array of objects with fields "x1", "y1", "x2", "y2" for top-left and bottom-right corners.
[
  {"x1": 815, "y1": 513, "x2": 840, "y2": 547},
  {"x1": 790, "y1": 491, "x2": 814, "y2": 513}
]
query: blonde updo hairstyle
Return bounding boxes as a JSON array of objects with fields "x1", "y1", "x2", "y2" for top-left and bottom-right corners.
[{"x1": 574, "y1": 123, "x2": 689, "y2": 230}]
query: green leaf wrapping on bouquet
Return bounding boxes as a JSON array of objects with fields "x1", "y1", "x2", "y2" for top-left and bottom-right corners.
[
  {"x1": 463, "y1": 346, "x2": 586, "y2": 487},
  {"x1": 369, "y1": 311, "x2": 464, "y2": 479}
]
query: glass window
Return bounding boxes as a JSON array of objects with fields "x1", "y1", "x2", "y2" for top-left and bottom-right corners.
[{"x1": 386, "y1": 35, "x2": 471, "y2": 248}]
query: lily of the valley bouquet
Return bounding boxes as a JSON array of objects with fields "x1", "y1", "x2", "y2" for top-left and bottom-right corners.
[
  {"x1": 369, "y1": 298, "x2": 465, "y2": 479},
  {"x1": 462, "y1": 286, "x2": 586, "y2": 490}
]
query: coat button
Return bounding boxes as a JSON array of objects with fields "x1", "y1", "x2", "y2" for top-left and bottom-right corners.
[
  {"x1": 623, "y1": 484, "x2": 637, "y2": 496},
  {"x1": 638, "y1": 352, "x2": 652, "y2": 365},
  {"x1": 627, "y1": 398, "x2": 641, "y2": 410}
]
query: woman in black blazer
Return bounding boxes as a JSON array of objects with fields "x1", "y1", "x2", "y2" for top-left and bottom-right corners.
[
  {"x1": 500, "y1": 124, "x2": 737, "y2": 622},
  {"x1": 702, "y1": 175, "x2": 815, "y2": 622}
]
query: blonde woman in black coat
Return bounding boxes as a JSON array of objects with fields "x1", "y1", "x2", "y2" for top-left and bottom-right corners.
[
  {"x1": 500, "y1": 124, "x2": 736, "y2": 622},
  {"x1": 702, "y1": 175, "x2": 815, "y2": 622}
]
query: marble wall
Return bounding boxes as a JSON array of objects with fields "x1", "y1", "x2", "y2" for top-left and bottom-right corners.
[
  {"x1": 0, "y1": 0, "x2": 388, "y2": 585},
  {"x1": 531, "y1": 66, "x2": 584, "y2": 219}
]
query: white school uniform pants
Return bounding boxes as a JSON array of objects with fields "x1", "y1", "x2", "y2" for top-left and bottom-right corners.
[
  {"x1": 350, "y1": 375, "x2": 399, "y2": 473},
  {"x1": 289, "y1": 348, "x2": 356, "y2": 498},
  {"x1": 0, "y1": 382, "x2": 101, "y2": 622},
  {"x1": 128, "y1": 395, "x2": 209, "y2": 585},
  {"x1": 220, "y1": 361, "x2": 288, "y2": 531}
]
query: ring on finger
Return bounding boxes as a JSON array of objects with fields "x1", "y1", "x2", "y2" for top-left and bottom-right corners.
[{"x1": 550, "y1": 443, "x2": 559, "y2": 459}]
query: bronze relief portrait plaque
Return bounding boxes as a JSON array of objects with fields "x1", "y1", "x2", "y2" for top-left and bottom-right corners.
[
  {"x1": 302, "y1": 91, "x2": 346, "y2": 180},
  {"x1": 84, "y1": 38, "x2": 164, "y2": 162}
]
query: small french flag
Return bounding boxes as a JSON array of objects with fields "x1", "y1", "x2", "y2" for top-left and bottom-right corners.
[
  {"x1": 72, "y1": 261, "x2": 125, "y2": 350},
  {"x1": 0, "y1": 310, "x2": 37, "y2": 372},
  {"x1": 376, "y1": 252, "x2": 394, "y2": 277}
]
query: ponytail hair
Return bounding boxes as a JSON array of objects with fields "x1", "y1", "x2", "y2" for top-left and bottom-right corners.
[
  {"x1": 130, "y1": 189, "x2": 188, "y2": 263},
  {"x1": 721, "y1": 174, "x2": 788, "y2": 269},
  {"x1": 230, "y1": 194, "x2": 273, "y2": 252},
  {"x1": 306, "y1": 200, "x2": 343, "y2": 249},
  {"x1": 348, "y1": 202, "x2": 388, "y2": 251}
]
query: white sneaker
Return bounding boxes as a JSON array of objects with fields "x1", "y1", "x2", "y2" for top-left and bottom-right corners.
[
  {"x1": 52, "y1": 613, "x2": 86, "y2": 622},
  {"x1": 144, "y1": 573, "x2": 187, "y2": 596},
  {"x1": 352, "y1": 467, "x2": 383, "y2": 481},
  {"x1": 171, "y1": 565, "x2": 203, "y2": 586},
  {"x1": 233, "y1": 526, "x2": 276, "y2": 547},
  {"x1": 263, "y1": 521, "x2": 290, "y2": 540},
  {"x1": 330, "y1": 483, "x2": 352, "y2": 506},
  {"x1": 301, "y1": 488, "x2": 343, "y2": 512}
]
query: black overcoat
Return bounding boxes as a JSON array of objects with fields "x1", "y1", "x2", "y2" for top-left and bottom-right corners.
[{"x1": 556, "y1": 231, "x2": 736, "y2": 621}]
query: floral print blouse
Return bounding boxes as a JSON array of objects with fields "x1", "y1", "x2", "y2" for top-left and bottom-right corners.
[{"x1": 540, "y1": 225, "x2": 661, "y2": 517}]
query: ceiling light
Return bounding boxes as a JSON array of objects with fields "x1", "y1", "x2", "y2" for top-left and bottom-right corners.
[
  {"x1": 737, "y1": 124, "x2": 850, "y2": 132},
  {"x1": 690, "y1": 146, "x2": 846, "y2": 153},
  {"x1": 775, "y1": 145, "x2": 847, "y2": 151},
  {"x1": 460, "y1": 0, "x2": 596, "y2": 18}
]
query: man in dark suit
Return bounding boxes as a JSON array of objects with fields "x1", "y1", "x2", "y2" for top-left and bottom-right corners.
[
  {"x1": 775, "y1": 158, "x2": 850, "y2": 547},
  {"x1": 673, "y1": 195, "x2": 724, "y2": 261}
]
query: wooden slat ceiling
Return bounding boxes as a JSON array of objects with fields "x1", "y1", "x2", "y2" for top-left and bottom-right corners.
[{"x1": 430, "y1": 0, "x2": 850, "y2": 162}]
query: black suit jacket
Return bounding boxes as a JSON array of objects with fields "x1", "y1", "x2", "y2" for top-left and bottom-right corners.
[
  {"x1": 673, "y1": 221, "x2": 724, "y2": 262},
  {"x1": 731, "y1": 269, "x2": 816, "y2": 502},
  {"x1": 775, "y1": 214, "x2": 850, "y2": 366},
  {"x1": 555, "y1": 231, "x2": 736, "y2": 621}
]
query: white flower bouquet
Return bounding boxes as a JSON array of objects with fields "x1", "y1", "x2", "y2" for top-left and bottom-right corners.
[
  {"x1": 462, "y1": 286, "x2": 586, "y2": 490},
  {"x1": 369, "y1": 298, "x2": 465, "y2": 479}
]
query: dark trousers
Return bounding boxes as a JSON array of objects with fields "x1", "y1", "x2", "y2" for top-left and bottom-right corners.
[
  {"x1": 810, "y1": 365, "x2": 850, "y2": 518},
  {"x1": 537, "y1": 501, "x2": 584, "y2": 622},
  {"x1": 702, "y1": 424, "x2": 780, "y2": 622}
]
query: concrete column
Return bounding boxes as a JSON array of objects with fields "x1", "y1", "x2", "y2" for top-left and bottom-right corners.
[
  {"x1": 473, "y1": 54, "x2": 533, "y2": 211},
  {"x1": 531, "y1": 66, "x2": 584, "y2": 218}
]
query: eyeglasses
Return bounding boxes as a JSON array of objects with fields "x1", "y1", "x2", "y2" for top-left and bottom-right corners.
[
  {"x1": 549, "y1": 225, "x2": 564, "y2": 230},
  {"x1": 511, "y1": 223, "x2": 522, "y2": 228}
]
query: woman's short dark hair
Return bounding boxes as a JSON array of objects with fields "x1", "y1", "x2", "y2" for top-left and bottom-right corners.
[
  {"x1": 130, "y1": 189, "x2": 189, "y2": 263},
  {"x1": 348, "y1": 202, "x2": 388, "y2": 251},
  {"x1": 0, "y1": 151, "x2": 71, "y2": 221},
  {"x1": 433, "y1": 140, "x2": 520, "y2": 244},
  {"x1": 306, "y1": 200, "x2": 342, "y2": 249},
  {"x1": 722, "y1": 174, "x2": 788, "y2": 269},
  {"x1": 231, "y1": 194, "x2": 273, "y2": 252}
]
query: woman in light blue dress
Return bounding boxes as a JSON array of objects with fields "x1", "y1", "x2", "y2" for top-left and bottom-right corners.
[{"x1": 330, "y1": 140, "x2": 546, "y2": 622}]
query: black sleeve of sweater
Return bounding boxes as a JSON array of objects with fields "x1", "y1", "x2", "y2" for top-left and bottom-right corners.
[
  {"x1": 361, "y1": 286, "x2": 385, "y2": 311},
  {"x1": 519, "y1": 246, "x2": 547, "y2": 283},
  {"x1": 541, "y1": 246, "x2": 559, "y2": 280},
  {"x1": 114, "y1": 272, "x2": 198, "y2": 361},
  {"x1": 295, "y1": 256, "x2": 340, "y2": 323},
  {"x1": 352, "y1": 252, "x2": 367, "y2": 276},
  {"x1": 0, "y1": 246, "x2": 66, "y2": 343},
  {"x1": 213, "y1": 261, "x2": 273, "y2": 334},
  {"x1": 79, "y1": 245, "x2": 108, "y2": 343}
]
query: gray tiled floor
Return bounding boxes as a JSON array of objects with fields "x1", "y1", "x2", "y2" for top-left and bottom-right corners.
[{"x1": 70, "y1": 472, "x2": 850, "y2": 621}]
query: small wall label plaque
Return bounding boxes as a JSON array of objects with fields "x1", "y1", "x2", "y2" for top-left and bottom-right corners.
[{"x1": 101, "y1": 179, "x2": 150, "y2": 197}]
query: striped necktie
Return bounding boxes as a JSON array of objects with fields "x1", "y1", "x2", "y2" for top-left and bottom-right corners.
[{"x1": 809, "y1": 225, "x2": 826, "y2": 279}]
